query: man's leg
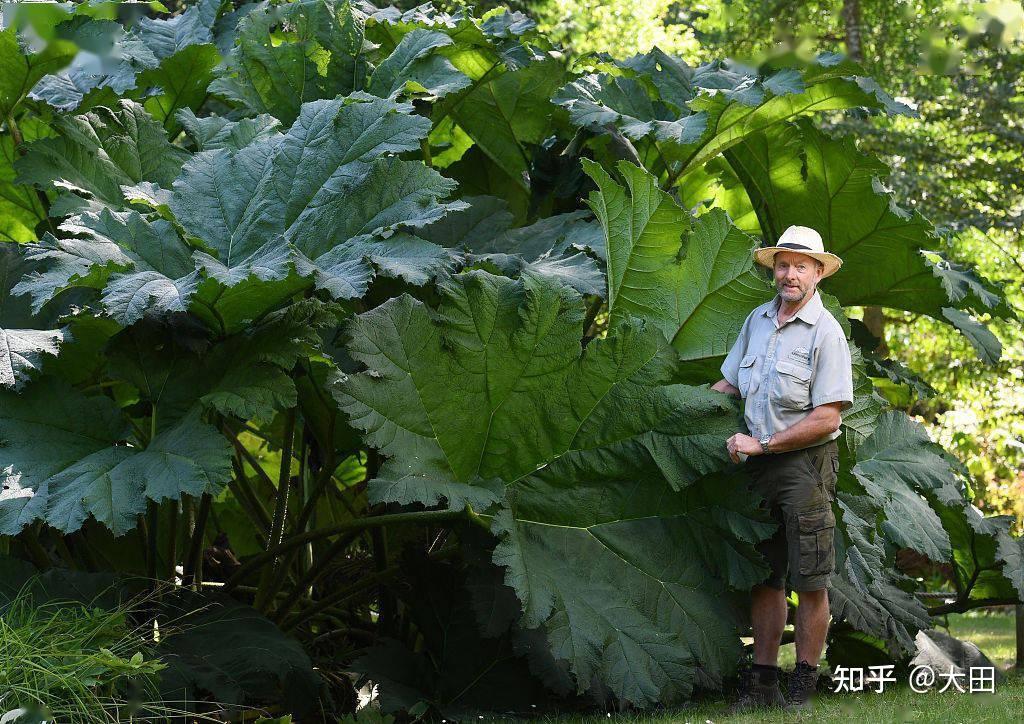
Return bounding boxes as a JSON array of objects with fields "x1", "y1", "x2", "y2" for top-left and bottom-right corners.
[
  {"x1": 751, "y1": 584, "x2": 788, "y2": 665},
  {"x1": 794, "y1": 588, "x2": 830, "y2": 665},
  {"x1": 729, "y1": 582, "x2": 788, "y2": 712}
]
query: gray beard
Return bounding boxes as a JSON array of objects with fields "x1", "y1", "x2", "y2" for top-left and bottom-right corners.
[{"x1": 777, "y1": 283, "x2": 807, "y2": 301}]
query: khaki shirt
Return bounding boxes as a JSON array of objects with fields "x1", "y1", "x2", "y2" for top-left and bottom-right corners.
[{"x1": 720, "y1": 290, "x2": 853, "y2": 448}]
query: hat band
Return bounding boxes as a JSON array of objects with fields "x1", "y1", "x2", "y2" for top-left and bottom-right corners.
[{"x1": 777, "y1": 242, "x2": 813, "y2": 251}]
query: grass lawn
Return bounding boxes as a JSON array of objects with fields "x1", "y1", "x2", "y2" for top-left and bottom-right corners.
[{"x1": 518, "y1": 610, "x2": 1024, "y2": 723}]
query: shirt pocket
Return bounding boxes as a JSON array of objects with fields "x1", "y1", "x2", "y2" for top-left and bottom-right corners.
[
  {"x1": 738, "y1": 354, "x2": 757, "y2": 397},
  {"x1": 773, "y1": 359, "x2": 812, "y2": 409}
]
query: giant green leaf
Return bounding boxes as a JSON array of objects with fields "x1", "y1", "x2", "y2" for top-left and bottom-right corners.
[
  {"x1": 209, "y1": 0, "x2": 366, "y2": 126},
  {"x1": 0, "y1": 133, "x2": 47, "y2": 243},
  {"x1": 30, "y1": 1, "x2": 220, "y2": 114},
  {"x1": 0, "y1": 326, "x2": 65, "y2": 390},
  {"x1": 0, "y1": 27, "x2": 76, "y2": 117},
  {"x1": 135, "y1": 0, "x2": 220, "y2": 60},
  {"x1": 557, "y1": 51, "x2": 912, "y2": 184},
  {"x1": 336, "y1": 269, "x2": 773, "y2": 704},
  {"x1": 12, "y1": 208, "x2": 197, "y2": 325},
  {"x1": 360, "y1": 5, "x2": 565, "y2": 186},
  {"x1": 849, "y1": 411, "x2": 962, "y2": 562},
  {"x1": 170, "y1": 95, "x2": 461, "y2": 322},
  {"x1": 0, "y1": 379, "x2": 231, "y2": 536},
  {"x1": 448, "y1": 58, "x2": 565, "y2": 188},
  {"x1": 107, "y1": 305, "x2": 329, "y2": 426},
  {"x1": 15, "y1": 99, "x2": 188, "y2": 210},
  {"x1": 582, "y1": 159, "x2": 772, "y2": 359},
  {"x1": 29, "y1": 17, "x2": 156, "y2": 112},
  {"x1": 337, "y1": 270, "x2": 740, "y2": 501},
  {"x1": 721, "y1": 119, "x2": 1011, "y2": 360},
  {"x1": 366, "y1": 29, "x2": 470, "y2": 100},
  {"x1": 936, "y1": 498, "x2": 1024, "y2": 603},
  {"x1": 157, "y1": 592, "x2": 320, "y2": 713},
  {"x1": 0, "y1": 244, "x2": 66, "y2": 389},
  {"x1": 830, "y1": 493, "x2": 931, "y2": 656},
  {"x1": 176, "y1": 108, "x2": 281, "y2": 152},
  {"x1": 137, "y1": 43, "x2": 220, "y2": 131},
  {"x1": 492, "y1": 469, "x2": 775, "y2": 705},
  {"x1": 421, "y1": 195, "x2": 605, "y2": 296}
]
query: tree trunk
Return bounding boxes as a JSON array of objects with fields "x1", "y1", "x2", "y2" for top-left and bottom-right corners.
[
  {"x1": 842, "y1": 0, "x2": 888, "y2": 354},
  {"x1": 842, "y1": 0, "x2": 863, "y2": 62}
]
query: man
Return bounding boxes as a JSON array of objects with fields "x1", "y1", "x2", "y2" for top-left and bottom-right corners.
[{"x1": 711, "y1": 225, "x2": 853, "y2": 713}]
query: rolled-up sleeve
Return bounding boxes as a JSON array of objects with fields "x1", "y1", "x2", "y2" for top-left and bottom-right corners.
[
  {"x1": 720, "y1": 313, "x2": 751, "y2": 387},
  {"x1": 811, "y1": 332, "x2": 854, "y2": 410}
]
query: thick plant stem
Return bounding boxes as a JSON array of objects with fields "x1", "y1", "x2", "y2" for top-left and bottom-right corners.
[
  {"x1": 224, "y1": 508, "x2": 467, "y2": 591},
  {"x1": 265, "y1": 428, "x2": 327, "y2": 610},
  {"x1": 68, "y1": 531, "x2": 99, "y2": 572},
  {"x1": 149, "y1": 406, "x2": 162, "y2": 582},
  {"x1": 282, "y1": 546, "x2": 459, "y2": 633},
  {"x1": 183, "y1": 493, "x2": 212, "y2": 587},
  {"x1": 229, "y1": 457, "x2": 272, "y2": 533},
  {"x1": 281, "y1": 567, "x2": 397, "y2": 633},
  {"x1": 6, "y1": 112, "x2": 54, "y2": 232},
  {"x1": 363, "y1": 449, "x2": 396, "y2": 634},
  {"x1": 928, "y1": 597, "x2": 1020, "y2": 616},
  {"x1": 269, "y1": 410, "x2": 297, "y2": 548},
  {"x1": 229, "y1": 432, "x2": 279, "y2": 495},
  {"x1": 22, "y1": 524, "x2": 50, "y2": 570},
  {"x1": 146, "y1": 501, "x2": 160, "y2": 583},
  {"x1": 50, "y1": 530, "x2": 76, "y2": 568},
  {"x1": 269, "y1": 531, "x2": 362, "y2": 624},
  {"x1": 137, "y1": 514, "x2": 150, "y2": 570},
  {"x1": 256, "y1": 410, "x2": 297, "y2": 611},
  {"x1": 293, "y1": 466, "x2": 332, "y2": 534},
  {"x1": 166, "y1": 499, "x2": 179, "y2": 582}
]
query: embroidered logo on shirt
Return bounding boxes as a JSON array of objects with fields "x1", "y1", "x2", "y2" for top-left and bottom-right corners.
[{"x1": 789, "y1": 347, "x2": 811, "y2": 363}]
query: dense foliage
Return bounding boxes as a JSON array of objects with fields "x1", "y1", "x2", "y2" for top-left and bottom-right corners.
[{"x1": 0, "y1": 0, "x2": 1021, "y2": 719}]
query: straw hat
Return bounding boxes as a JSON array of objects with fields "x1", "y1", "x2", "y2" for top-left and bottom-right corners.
[{"x1": 753, "y1": 225, "x2": 842, "y2": 279}]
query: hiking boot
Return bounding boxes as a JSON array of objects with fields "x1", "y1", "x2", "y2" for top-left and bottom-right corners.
[
  {"x1": 784, "y1": 660, "x2": 820, "y2": 713},
  {"x1": 727, "y1": 663, "x2": 785, "y2": 714}
]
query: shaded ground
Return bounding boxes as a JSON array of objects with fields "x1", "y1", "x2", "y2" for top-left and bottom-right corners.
[{"x1": 514, "y1": 610, "x2": 1024, "y2": 723}]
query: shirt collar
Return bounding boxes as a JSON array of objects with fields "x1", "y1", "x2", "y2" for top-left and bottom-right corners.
[{"x1": 764, "y1": 289, "x2": 824, "y2": 325}]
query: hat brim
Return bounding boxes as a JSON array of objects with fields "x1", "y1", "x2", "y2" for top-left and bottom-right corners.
[{"x1": 754, "y1": 247, "x2": 843, "y2": 279}]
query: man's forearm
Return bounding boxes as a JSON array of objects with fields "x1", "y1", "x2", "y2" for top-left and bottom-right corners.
[
  {"x1": 768, "y1": 404, "x2": 842, "y2": 453},
  {"x1": 712, "y1": 379, "x2": 741, "y2": 397}
]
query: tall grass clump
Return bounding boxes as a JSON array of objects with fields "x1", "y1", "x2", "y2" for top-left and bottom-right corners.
[{"x1": 0, "y1": 579, "x2": 167, "y2": 723}]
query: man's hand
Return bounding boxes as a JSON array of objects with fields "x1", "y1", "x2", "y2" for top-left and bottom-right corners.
[{"x1": 726, "y1": 432, "x2": 762, "y2": 463}]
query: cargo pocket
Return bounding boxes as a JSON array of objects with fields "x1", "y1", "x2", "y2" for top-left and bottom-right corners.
[
  {"x1": 773, "y1": 360, "x2": 812, "y2": 409},
  {"x1": 738, "y1": 354, "x2": 757, "y2": 397},
  {"x1": 798, "y1": 505, "x2": 835, "y2": 576}
]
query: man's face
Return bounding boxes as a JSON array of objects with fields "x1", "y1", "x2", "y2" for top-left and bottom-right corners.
[{"x1": 773, "y1": 251, "x2": 822, "y2": 303}]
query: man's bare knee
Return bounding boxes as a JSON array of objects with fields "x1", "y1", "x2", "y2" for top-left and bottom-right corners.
[{"x1": 797, "y1": 588, "x2": 829, "y2": 604}]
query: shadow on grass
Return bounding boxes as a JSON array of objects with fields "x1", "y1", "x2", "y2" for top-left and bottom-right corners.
[{"x1": 515, "y1": 612, "x2": 1024, "y2": 724}]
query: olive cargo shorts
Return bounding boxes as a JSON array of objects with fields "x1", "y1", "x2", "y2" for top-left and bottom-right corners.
[{"x1": 745, "y1": 440, "x2": 839, "y2": 592}]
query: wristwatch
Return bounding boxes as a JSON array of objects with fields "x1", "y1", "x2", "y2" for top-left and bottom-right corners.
[{"x1": 759, "y1": 434, "x2": 772, "y2": 454}]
